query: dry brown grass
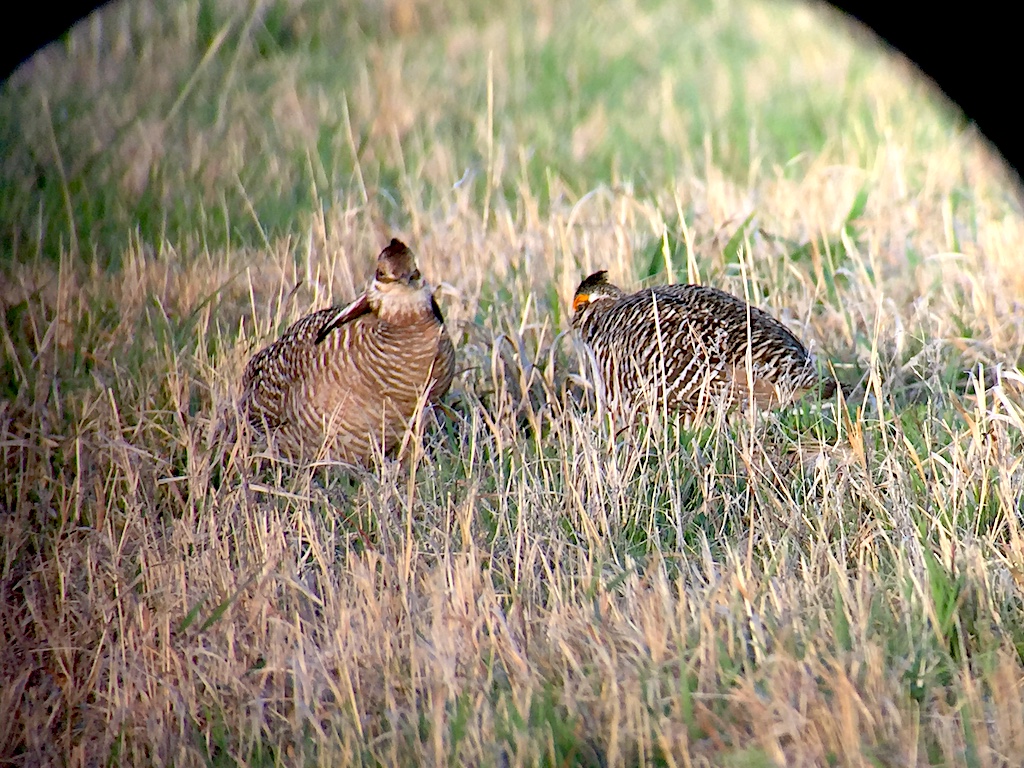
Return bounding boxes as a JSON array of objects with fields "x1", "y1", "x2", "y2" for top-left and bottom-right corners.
[{"x1": 3, "y1": 0, "x2": 1024, "y2": 765}]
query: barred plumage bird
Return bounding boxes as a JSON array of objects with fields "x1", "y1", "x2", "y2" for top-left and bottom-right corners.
[
  {"x1": 240, "y1": 239, "x2": 455, "y2": 463},
  {"x1": 571, "y1": 271, "x2": 835, "y2": 415}
]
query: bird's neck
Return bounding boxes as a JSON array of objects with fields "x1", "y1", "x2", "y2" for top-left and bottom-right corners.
[
  {"x1": 373, "y1": 286, "x2": 438, "y2": 325},
  {"x1": 574, "y1": 297, "x2": 616, "y2": 329}
]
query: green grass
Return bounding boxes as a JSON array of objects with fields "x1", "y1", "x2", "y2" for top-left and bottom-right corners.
[{"x1": 3, "y1": 0, "x2": 1024, "y2": 765}]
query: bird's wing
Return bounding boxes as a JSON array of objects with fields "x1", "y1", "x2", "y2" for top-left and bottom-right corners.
[
  {"x1": 314, "y1": 293, "x2": 372, "y2": 344},
  {"x1": 653, "y1": 285, "x2": 806, "y2": 351}
]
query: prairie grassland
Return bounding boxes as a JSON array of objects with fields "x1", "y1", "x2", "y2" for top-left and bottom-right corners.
[{"x1": 3, "y1": 0, "x2": 1024, "y2": 765}]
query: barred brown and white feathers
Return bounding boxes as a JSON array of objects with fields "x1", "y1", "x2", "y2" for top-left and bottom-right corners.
[
  {"x1": 240, "y1": 239, "x2": 455, "y2": 463},
  {"x1": 571, "y1": 270, "x2": 834, "y2": 415}
]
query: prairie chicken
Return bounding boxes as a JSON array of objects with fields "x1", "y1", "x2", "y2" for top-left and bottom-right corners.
[
  {"x1": 240, "y1": 239, "x2": 455, "y2": 463},
  {"x1": 571, "y1": 271, "x2": 835, "y2": 415}
]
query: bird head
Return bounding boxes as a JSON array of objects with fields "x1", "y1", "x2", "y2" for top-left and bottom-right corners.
[
  {"x1": 571, "y1": 270, "x2": 625, "y2": 325},
  {"x1": 368, "y1": 239, "x2": 436, "y2": 320},
  {"x1": 374, "y1": 239, "x2": 425, "y2": 288}
]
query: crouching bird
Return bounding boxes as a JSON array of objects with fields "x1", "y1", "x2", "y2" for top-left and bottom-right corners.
[
  {"x1": 570, "y1": 270, "x2": 835, "y2": 416},
  {"x1": 240, "y1": 239, "x2": 455, "y2": 464}
]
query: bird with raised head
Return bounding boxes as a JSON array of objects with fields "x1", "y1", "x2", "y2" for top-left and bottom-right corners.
[
  {"x1": 570, "y1": 270, "x2": 835, "y2": 416},
  {"x1": 239, "y1": 238, "x2": 455, "y2": 463}
]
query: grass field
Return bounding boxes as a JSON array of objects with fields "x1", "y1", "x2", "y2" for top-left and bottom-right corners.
[{"x1": 3, "y1": 0, "x2": 1024, "y2": 764}]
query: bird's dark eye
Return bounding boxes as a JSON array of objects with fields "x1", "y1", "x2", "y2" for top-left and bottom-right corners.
[
  {"x1": 375, "y1": 269, "x2": 385, "y2": 281},
  {"x1": 410, "y1": 269, "x2": 421, "y2": 281}
]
